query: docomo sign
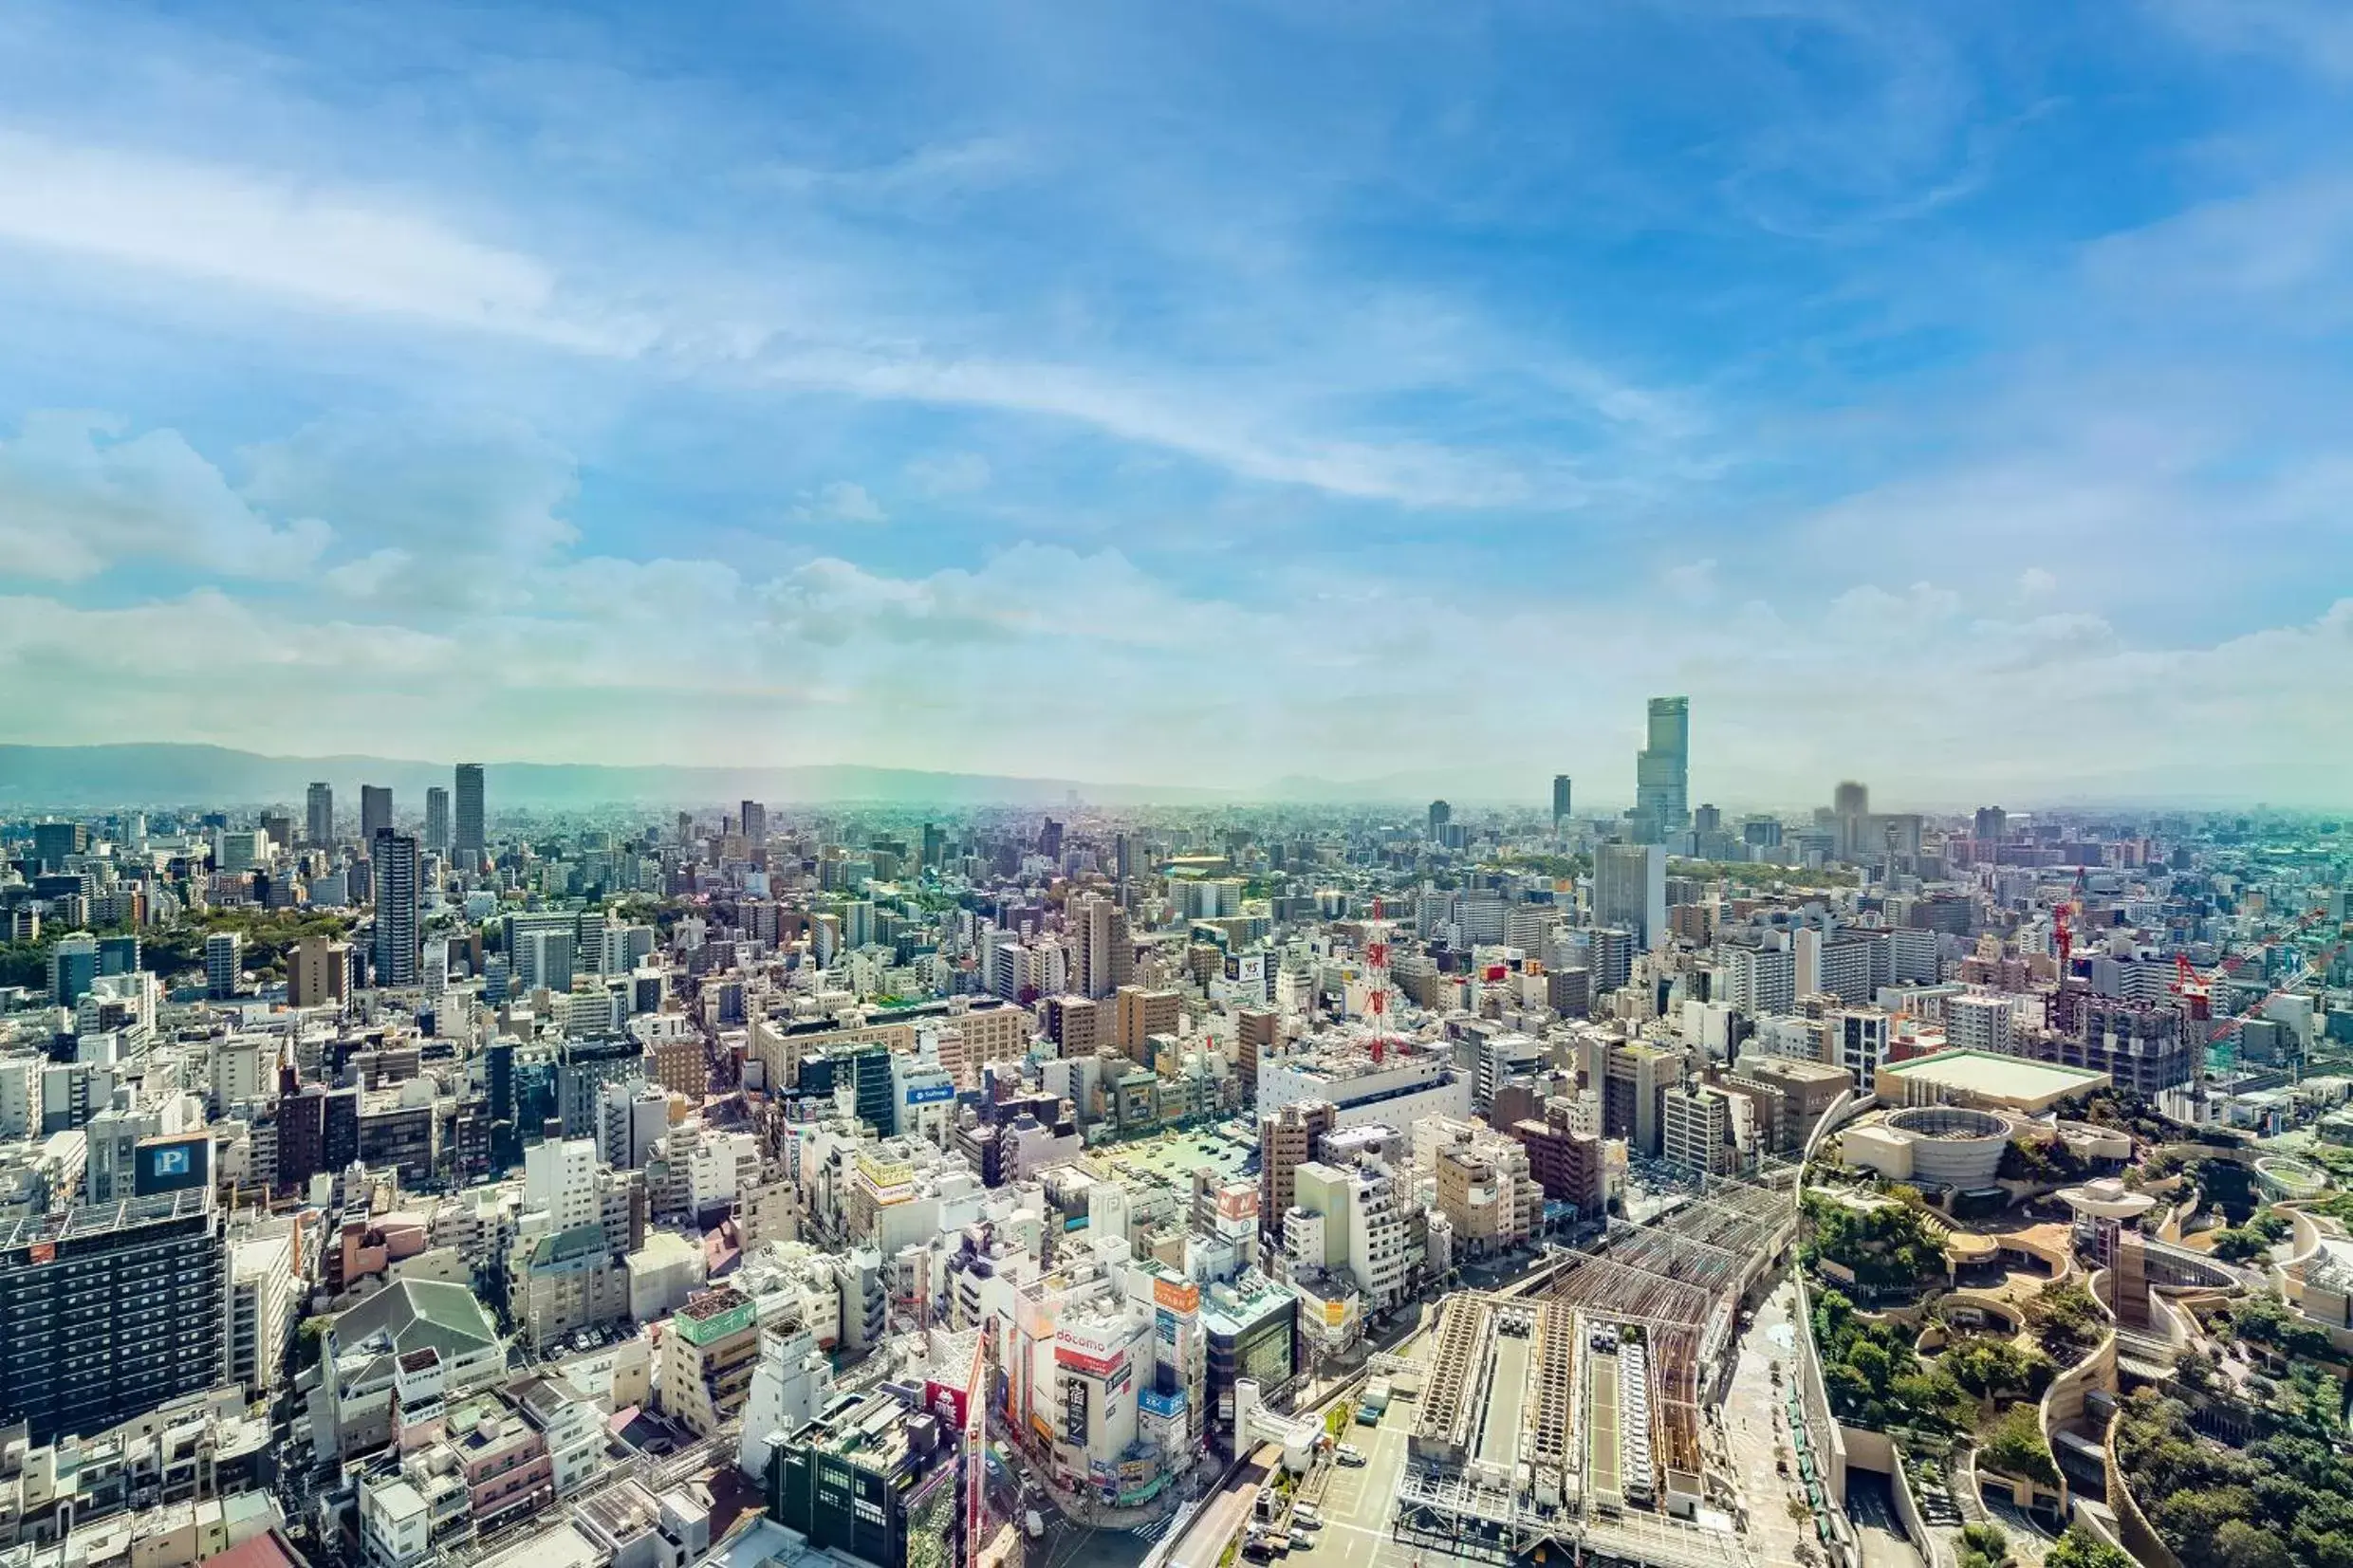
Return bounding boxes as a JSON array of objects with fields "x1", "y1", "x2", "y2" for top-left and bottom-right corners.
[{"x1": 1153, "y1": 1277, "x2": 1200, "y2": 1314}]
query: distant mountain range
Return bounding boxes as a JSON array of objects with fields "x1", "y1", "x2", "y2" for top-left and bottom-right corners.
[{"x1": 0, "y1": 744, "x2": 1232, "y2": 810}]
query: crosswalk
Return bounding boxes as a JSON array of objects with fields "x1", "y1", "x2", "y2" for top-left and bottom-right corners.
[{"x1": 1131, "y1": 1512, "x2": 1180, "y2": 1541}]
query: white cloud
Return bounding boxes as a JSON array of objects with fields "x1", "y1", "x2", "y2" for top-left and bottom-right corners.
[
  {"x1": 905, "y1": 452, "x2": 992, "y2": 496},
  {"x1": 1662, "y1": 558, "x2": 1718, "y2": 601},
  {"x1": 2146, "y1": 0, "x2": 2353, "y2": 80},
  {"x1": 791, "y1": 480, "x2": 888, "y2": 526},
  {"x1": 0, "y1": 131, "x2": 651, "y2": 353},
  {"x1": 0, "y1": 128, "x2": 1641, "y2": 510},
  {"x1": 324, "y1": 548, "x2": 413, "y2": 600},
  {"x1": 2017, "y1": 565, "x2": 2057, "y2": 598},
  {"x1": 0, "y1": 412, "x2": 329, "y2": 581},
  {"x1": 1827, "y1": 581, "x2": 1962, "y2": 635}
]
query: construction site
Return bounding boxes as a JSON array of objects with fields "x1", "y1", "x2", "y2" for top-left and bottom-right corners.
[{"x1": 1395, "y1": 1173, "x2": 1798, "y2": 1568}]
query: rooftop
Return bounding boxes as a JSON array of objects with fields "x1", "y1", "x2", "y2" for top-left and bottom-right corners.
[{"x1": 1879, "y1": 1048, "x2": 2107, "y2": 1106}]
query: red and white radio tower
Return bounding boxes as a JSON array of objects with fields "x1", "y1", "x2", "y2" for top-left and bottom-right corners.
[{"x1": 1365, "y1": 897, "x2": 1394, "y2": 1065}]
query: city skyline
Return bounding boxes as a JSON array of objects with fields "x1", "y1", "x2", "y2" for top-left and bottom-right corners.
[{"x1": 0, "y1": 4, "x2": 2348, "y2": 805}]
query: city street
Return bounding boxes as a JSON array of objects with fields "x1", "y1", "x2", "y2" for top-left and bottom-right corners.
[
  {"x1": 1846, "y1": 1474, "x2": 1924, "y2": 1568},
  {"x1": 1719, "y1": 1275, "x2": 1813, "y2": 1568},
  {"x1": 1164, "y1": 1448, "x2": 1277, "y2": 1568},
  {"x1": 1286, "y1": 1392, "x2": 1421, "y2": 1568}
]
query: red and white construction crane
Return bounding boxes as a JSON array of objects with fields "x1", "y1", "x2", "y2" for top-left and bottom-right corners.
[
  {"x1": 961, "y1": 1331, "x2": 992, "y2": 1568},
  {"x1": 2053, "y1": 867, "x2": 2089, "y2": 969},
  {"x1": 1363, "y1": 897, "x2": 1395, "y2": 1065}
]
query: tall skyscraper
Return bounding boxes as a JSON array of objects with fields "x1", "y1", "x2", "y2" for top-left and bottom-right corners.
[
  {"x1": 741, "y1": 800, "x2": 768, "y2": 846},
  {"x1": 204, "y1": 931, "x2": 243, "y2": 1001},
  {"x1": 1428, "y1": 800, "x2": 1452, "y2": 840},
  {"x1": 424, "y1": 786, "x2": 451, "y2": 852},
  {"x1": 454, "y1": 764, "x2": 486, "y2": 857},
  {"x1": 31, "y1": 821, "x2": 87, "y2": 871},
  {"x1": 1552, "y1": 775, "x2": 1572, "y2": 826},
  {"x1": 1593, "y1": 841, "x2": 1667, "y2": 950},
  {"x1": 360, "y1": 784, "x2": 393, "y2": 842},
  {"x1": 1635, "y1": 696, "x2": 1690, "y2": 834},
  {"x1": 1076, "y1": 895, "x2": 1133, "y2": 1000},
  {"x1": 1832, "y1": 781, "x2": 1871, "y2": 860},
  {"x1": 373, "y1": 831, "x2": 420, "y2": 987},
  {"x1": 1973, "y1": 805, "x2": 2007, "y2": 843},
  {"x1": 306, "y1": 782, "x2": 334, "y2": 848}
]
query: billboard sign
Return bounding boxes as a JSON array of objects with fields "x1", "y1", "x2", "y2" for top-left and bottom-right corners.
[
  {"x1": 905, "y1": 1081, "x2": 956, "y2": 1106},
  {"x1": 1153, "y1": 1277, "x2": 1200, "y2": 1313},
  {"x1": 133, "y1": 1134, "x2": 212, "y2": 1196},
  {"x1": 1055, "y1": 1344, "x2": 1123, "y2": 1377},
  {"x1": 924, "y1": 1378, "x2": 969, "y2": 1431},
  {"x1": 1139, "y1": 1388, "x2": 1186, "y2": 1419}
]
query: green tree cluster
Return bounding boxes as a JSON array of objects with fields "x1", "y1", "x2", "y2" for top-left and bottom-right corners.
[
  {"x1": 1941, "y1": 1334, "x2": 2055, "y2": 1405},
  {"x1": 1976, "y1": 1402, "x2": 2059, "y2": 1488},
  {"x1": 2, "y1": 907, "x2": 353, "y2": 991},
  {"x1": 2024, "y1": 1280, "x2": 2105, "y2": 1367},
  {"x1": 1999, "y1": 1135, "x2": 2090, "y2": 1185},
  {"x1": 2045, "y1": 1525, "x2": 2134, "y2": 1568},
  {"x1": 2210, "y1": 1211, "x2": 2293, "y2": 1264},
  {"x1": 2049, "y1": 1089, "x2": 2174, "y2": 1145},
  {"x1": 1959, "y1": 1522, "x2": 2014, "y2": 1568},
  {"x1": 2219, "y1": 1291, "x2": 2338, "y2": 1363},
  {"x1": 1802, "y1": 1193, "x2": 1946, "y2": 1291},
  {"x1": 2191, "y1": 1158, "x2": 2263, "y2": 1227},
  {"x1": 2115, "y1": 1389, "x2": 2353, "y2": 1568},
  {"x1": 1811, "y1": 1288, "x2": 1972, "y2": 1434}
]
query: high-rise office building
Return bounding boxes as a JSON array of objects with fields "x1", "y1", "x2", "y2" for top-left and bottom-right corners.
[
  {"x1": 1259, "y1": 1099, "x2": 1337, "y2": 1242},
  {"x1": 454, "y1": 764, "x2": 486, "y2": 857},
  {"x1": 306, "y1": 782, "x2": 334, "y2": 848},
  {"x1": 424, "y1": 786, "x2": 451, "y2": 852},
  {"x1": 0, "y1": 1190, "x2": 229, "y2": 1444},
  {"x1": 1427, "y1": 800, "x2": 1452, "y2": 840},
  {"x1": 1076, "y1": 895, "x2": 1133, "y2": 1001},
  {"x1": 360, "y1": 785, "x2": 393, "y2": 843},
  {"x1": 48, "y1": 934, "x2": 99, "y2": 1005},
  {"x1": 1973, "y1": 805, "x2": 2007, "y2": 843},
  {"x1": 1635, "y1": 696, "x2": 1690, "y2": 833},
  {"x1": 289, "y1": 934, "x2": 353, "y2": 1009},
  {"x1": 30, "y1": 821, "x2": 86, "y2": 871},
  {"x1": 204, "y1": 931, "x2": 243, "y2": 1001},
  {"x1": 1593, "y1": 841, "x2": 1668, "y2": 950},
  {"x1": 741, "y1": 800, "x2": 768, "y2": 846},
  {"x1": 373, "y1": 831, "x2": 420, "y2": 987},
  {"x1": 1832, "y1": 781, "x2": 1872, "y2": 860}
]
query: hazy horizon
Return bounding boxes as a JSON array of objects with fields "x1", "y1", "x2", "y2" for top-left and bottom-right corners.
[
  {"x1": 0, "y1": 740, "x2": 2341, "y2": 818},
  {"x1": 1, "y1": 4, "x2": 2347, "y2": 804}
]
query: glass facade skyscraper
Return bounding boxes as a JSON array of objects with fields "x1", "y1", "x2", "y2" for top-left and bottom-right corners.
[{"x1": 1635, "y1": 695, "x2": 1689, "y2": 833}]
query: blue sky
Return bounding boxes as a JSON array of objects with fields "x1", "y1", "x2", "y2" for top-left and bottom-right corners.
[{"x1": 0, "y1": 0, "x2": 2347, "y2": 806}]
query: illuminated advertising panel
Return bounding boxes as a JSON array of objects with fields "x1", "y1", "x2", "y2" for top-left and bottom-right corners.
[
  {"x1": 1153, "y1": 1277, "x2": 1200, "y2": 1313},
  {"x1": 133, "y1": 1134, "x2": 212, "y2": 1196}
]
